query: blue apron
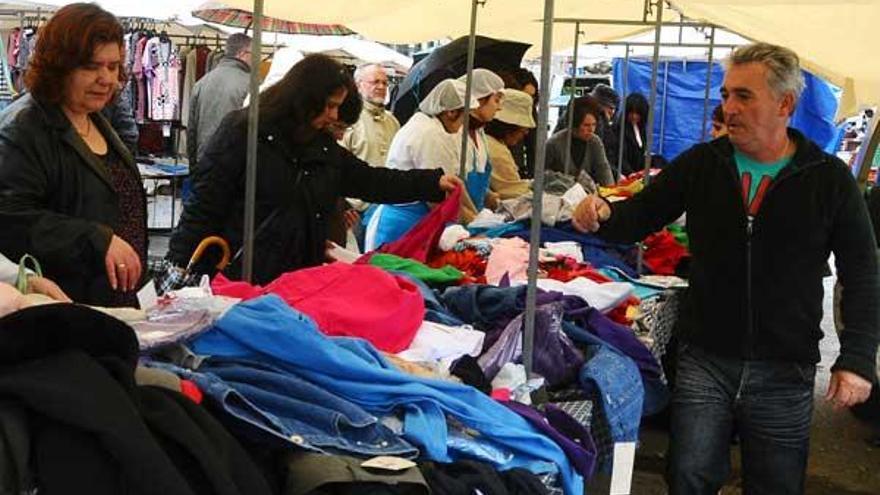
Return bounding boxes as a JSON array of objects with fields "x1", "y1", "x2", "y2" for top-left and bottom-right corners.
[{"x1": 464, "y1": 131, "x2": 493, "y2": 212}]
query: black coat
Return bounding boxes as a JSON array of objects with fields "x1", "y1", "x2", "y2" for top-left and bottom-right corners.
[
  {"x1": 0, "y1": 304, "x2": 274, "y2": 495},
  {"x1": 168, "y1": 110, "x2": 445, "y2": 284},
  {"x1": 598, "y1": 129, "x2": 880, "y2": 381},
  {"x1": 0, "y1": 94, "x2": 146, "y2": 305},
  {"x1": 605, "y1": 120, "x2": 646, "y2": 177}
]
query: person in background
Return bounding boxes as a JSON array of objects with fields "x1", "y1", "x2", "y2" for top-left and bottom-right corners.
[
  {"x1": 340, "y1": 63, "x2": 400, "y2": 168},
  {"x1": 497, "y1": 67, "x2": 539, "y2": 178},
  {"x1": 573, "y1": 42, "x2": 878, "y2": 494},
  {"x1": 486, "y1": 88, "x2": 535, "y2": 200},
  {"x1": 101, "y1": 85, "x2": 138, "y2": 154},
  {"x1": 363, "y1": 79, "x2": 477, "y2": 251},
  {"x1": 590, "y1": 83, "x2": 621, "y2": 163},
  {"x1": 187, "y1": 33, "x2": 252, "y2": 172},
  {"x1": 545, "y1": 99, "x2": 614, "y2": 192},
  {"x1": 457, "y1": 68, "x2": 505, "y2": 222},
  {"x1": 169, "y1": 54, "x2": 461, "y2": 284},
  {"x1": 0, "y1": 3, "x2": 146, "y2": 307},
  {"x1": 607, "y1": 93, "x2": 650, "y2": 177},
  {"x1": 339, "y1": 63, "x2": 402, "y2": 247},
  {"x1": 711, "y1": 103, "x2": 728, "y2": 139}
]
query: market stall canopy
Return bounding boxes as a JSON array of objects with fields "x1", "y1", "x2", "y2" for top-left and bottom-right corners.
[
  {"x1": 674, "y1": 0, "x2": 879, "y2": 117},
  {"x1": 219, "y1": 0, "x2": 878, "y2": 113},
  {"x1": 192, "y1": 1, "x2": 354, "y2": 36},
  {"x1": 0, "y1": 0, "x2": 56, "y2": 29}
]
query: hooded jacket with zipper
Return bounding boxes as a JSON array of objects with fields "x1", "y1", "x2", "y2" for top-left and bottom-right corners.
[
  {"x1": 168, "y1": 109, "x2": 445, "y2": 284},
  {"x1": 0, "y1": 94, "x2": 146, "y2": 306},
  {"x1": 596, "y1": 129, "x2": 879, "y2": 381}
]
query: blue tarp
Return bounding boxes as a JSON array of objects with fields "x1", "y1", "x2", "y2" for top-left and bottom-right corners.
[{"x1": 612, "y1": 59, "x2": 843, "y2": 162}]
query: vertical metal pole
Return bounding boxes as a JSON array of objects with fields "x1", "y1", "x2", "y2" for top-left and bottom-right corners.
[
  {"x1": 658, "y1": 61, "x2": 670, "y2": 155},
  {"x1": 242, "y1": 0, "x2": 264, "y2": 282},
  {"x1": 524, "y1": 0, "x2": 554, "y2": 377},
  {"x1": 639, "y1": 0, "x2": 664, "y2": 275},
  {"x1": 617, "y1": 45, "x2": 630, "y2": 177},
  {"x1": 458, "y1": 0, "x2": 480, "y2": 179},
  {"x1": 563, "y1": 22, "x2": 580, "y2": 175},
  {"x1": 700, "y1": 25, "x2": 716, "y2": 142}
]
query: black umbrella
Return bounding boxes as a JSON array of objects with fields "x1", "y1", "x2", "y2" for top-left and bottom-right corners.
[{"x1": 391, "y1": 35, "x2": 531, "y2": 126}]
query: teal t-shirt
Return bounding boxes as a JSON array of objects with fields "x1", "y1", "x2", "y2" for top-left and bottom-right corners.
[{"x1": 735, "y1": 151, "x2": 790, "y2": 217}]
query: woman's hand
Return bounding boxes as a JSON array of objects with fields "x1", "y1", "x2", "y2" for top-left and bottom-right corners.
[
  {"x1": 104, "y1": 235, "x2": 142, "y2": 292},
  {"x1": 27, "y1": 276, "x2": 72, "y2": 302},
  {"x1": 438, "y1": 174, "x2": 464, "y2": 194}
]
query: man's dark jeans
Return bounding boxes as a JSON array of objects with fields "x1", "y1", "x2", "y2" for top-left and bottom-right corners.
[{"x1": 666, "y1": 344, "x2": 815, "y2": 494}]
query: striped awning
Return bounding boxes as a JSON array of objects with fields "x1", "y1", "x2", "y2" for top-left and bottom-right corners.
[{"x1": 191, "y1": 3, "x2": 354, "y2": 36}]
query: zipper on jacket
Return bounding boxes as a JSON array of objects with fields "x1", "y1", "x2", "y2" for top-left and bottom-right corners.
[
  {"x1": 745, "y1": 217, "x2": 754, "y2": 359},
  {"x1": 737, "y1": 156, "x2": 824, "y2": 360}
]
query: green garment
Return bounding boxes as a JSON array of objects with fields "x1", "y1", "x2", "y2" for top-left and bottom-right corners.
[
  {"x1": 734, "y1": 150, "x2": 789, "y2": 215},
  {"x1": 666, "y1": 224, "x2": 689, "y2": 249},
  {"x1": 369, "y1": 253, "x2": 463, "y2": 284}
]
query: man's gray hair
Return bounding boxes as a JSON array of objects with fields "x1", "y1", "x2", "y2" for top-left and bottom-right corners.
[
  {"x1": 226, "y1": 33, "x2": 252, "y2": 57},
  {"x1": 726, "y1": 42, "x2": 805, "y2": 101},
  {"x1": 354, "y1": 63, "x2": 386, "y2": 83}
]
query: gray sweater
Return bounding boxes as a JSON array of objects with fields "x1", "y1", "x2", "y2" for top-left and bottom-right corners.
[
  {"x1": 187, "y1": 57, "x2": 250, "y2": 170},
  {"x1": 544, "y1": 129, "x2": 614, "y2": 190}
]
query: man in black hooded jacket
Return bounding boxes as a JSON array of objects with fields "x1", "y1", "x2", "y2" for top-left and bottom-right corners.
[{"x1": 574, "y1": 42, "x2": 878, "y2": 494}]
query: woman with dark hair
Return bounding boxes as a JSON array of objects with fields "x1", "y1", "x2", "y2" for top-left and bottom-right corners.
[
  {"x1": 544, "y1": 98, "x2": 614, "y2": 192},
  {"x1": 711, "y1": 104, "x2": 728, "y2": 139},
  {"x1": 0, "y1": 3, "x2": 144, "y2": 306},
  {"x1": 607, "y1": 92, "x2": 650, "y2": 177},
  {"x1": 168, "y1": 54, "x2": 461, "y2": 284}
]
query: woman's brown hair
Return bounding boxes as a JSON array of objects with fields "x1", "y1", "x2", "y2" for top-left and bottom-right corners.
[{"x1": 25, "y1": 2, "x2": 125, "y2": 104}]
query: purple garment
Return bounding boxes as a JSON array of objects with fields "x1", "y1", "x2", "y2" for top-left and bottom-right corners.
[
  {"x1": 478, "y1": 302, "x2": 585, "y2": 387},
  {"x1": 554, "y1": 293, "x2": 661, "y2": 378},
  {"x1": 503, "y1": 400, "x2": 597, "y2": 478}
]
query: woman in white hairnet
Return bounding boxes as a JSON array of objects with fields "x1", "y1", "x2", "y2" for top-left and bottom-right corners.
[
  {"x1": 362, "y1": 79, "x2": 478, "y2": 251},
  {"x1": 457, "y1": 68, "x2": 505, "y2": 223}
]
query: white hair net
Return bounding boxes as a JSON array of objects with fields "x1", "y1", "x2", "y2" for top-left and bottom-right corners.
[
  {"x1": 457, "y1": 68, "x2": 504, "y2": 100},
  {"x1": 418, "y1": 79, "x2": 479, "y2": 116}
]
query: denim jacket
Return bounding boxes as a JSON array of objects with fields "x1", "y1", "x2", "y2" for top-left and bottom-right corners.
[{"x1": 148, "y1": 358, "x2": 418, "y2": 458}]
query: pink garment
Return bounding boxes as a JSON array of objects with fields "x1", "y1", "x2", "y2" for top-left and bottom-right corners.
[
  {"x1": 142, "y1": 37, "x2": 181, "y2": 121},
  {"x1": 377, "y1": 186, "x2": 462, "y2": 263},
  {"x1": 133, "y1": 36, "x2": 148, "y2": 122},
  {"x1": 212, "y1": 262, "x2": 426, "y2": 353},
  {"x1": 485, "y1": 237, "x2": 531, "y2": 286}
]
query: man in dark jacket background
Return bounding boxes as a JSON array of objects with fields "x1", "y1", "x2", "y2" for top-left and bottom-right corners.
[{"x1": 573, "y1": 42, "x2": 878, "y2": 494}]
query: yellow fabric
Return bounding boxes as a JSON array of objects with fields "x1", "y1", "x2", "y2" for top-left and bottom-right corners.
[
  {"x1": 487, "y1": 135, "x2": 531, "y2": 200},
  {"x1": 226, "y1": 0, "x2": 879, "y2": 111}
]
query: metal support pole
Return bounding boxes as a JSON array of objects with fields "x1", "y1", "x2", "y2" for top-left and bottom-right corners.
[
  {"x1": 659, "y1": 61, "x2": 670, "y2": 155},
  {"x1": 563, "y1": 22, "x2": 580, "y2": 176},
  {"x1": 523, "y1": 0, "x2": 554, "y2": 377},
  {"x1": 242, "y1": 0, "x2": 264, "y2": 282},
  {"x1": 458, "y1": 0, "x2": 481, "y2": 179},
  {"x1": 617, "y1": 45, "x2": 630, "y2": 177},
  {"x1": 639, "y1": 0, "x2": 664, "y2": 275},
  {"x1": 700, "y1": 25, "x2": 716, "y2": 142}
]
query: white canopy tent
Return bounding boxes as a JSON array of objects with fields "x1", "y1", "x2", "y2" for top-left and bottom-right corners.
[{"x1": 220, "y1": 0, "x2": 879, "y2": 113}]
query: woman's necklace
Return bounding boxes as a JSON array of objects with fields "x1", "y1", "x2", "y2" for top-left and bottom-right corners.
[{"x1": 76, "y1": 117, "x2": 92, "y2": 139}]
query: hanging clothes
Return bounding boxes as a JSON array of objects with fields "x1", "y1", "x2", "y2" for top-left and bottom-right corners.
[{"x1": 142, "y1": 36, "x2": 181, "y2": 121}]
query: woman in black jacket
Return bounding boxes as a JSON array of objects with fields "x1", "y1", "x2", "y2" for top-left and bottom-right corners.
[
  {"x1": 607, "y1": 93, "x2": 650, "y2": 177},
  {"x1": 0, "y1": 4, "x2": 145, "y2": 306},
  {"x1": 168, "y1": 54, "x2": 460, "y2": 284}
]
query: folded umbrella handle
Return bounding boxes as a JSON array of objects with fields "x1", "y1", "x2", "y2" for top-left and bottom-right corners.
[{"x1": 186, "y1": 236, "x2": 231, "y2": 272}]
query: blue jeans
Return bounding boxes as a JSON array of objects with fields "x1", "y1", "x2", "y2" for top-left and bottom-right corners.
[{"x1": 667, "y1": 344, "x2": 815, "y2": 495}]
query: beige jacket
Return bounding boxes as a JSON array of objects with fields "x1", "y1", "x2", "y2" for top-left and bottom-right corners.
[{"x1": 488, "y1": 135, "x2": 531, "y2": 200}]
